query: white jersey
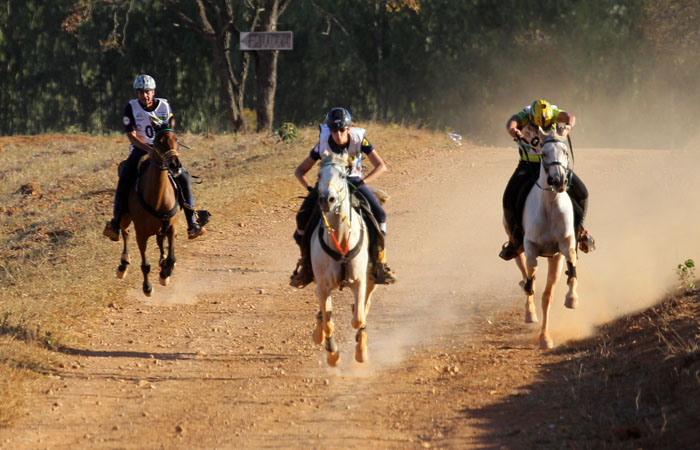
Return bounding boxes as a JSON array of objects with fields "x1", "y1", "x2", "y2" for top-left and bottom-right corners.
[
  {"x1": 312, "y1": 124, "x2": 368, "y2": 178},
  {"x1": 122, "y1": 98, "x2": 173, "y2": 151}
]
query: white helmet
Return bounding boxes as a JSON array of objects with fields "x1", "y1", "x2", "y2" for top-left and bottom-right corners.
[{"x1": 133, "y1": 74, "x2": 156, "y2": 91}]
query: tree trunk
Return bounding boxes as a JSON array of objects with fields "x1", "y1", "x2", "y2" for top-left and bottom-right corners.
[
  {"x1": 211, "y1": 37, "x2": 246, "y2": 132},
  {"x1": 166, "y1": 0, "x2": 251, "y2": 132},
  {"x1": 372, "y1": 0, "x2": 387, "y2": 121},
  {"x1": 255, "y1": 50, "x2": 278, "y2": 133},
  {"x1": 254, "y1": 0, "x2": 285, "y2": 133}
]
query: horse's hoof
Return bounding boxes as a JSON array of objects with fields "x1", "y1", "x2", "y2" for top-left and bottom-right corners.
[
  {"x1": 312, "y1": 326, "x2": 325, "y2": 345},
  {"x1": 159, "y1": 277, "x2": 170, "y2": 286},
  {"x1": 525, "y1": 310, "x2": 538, "y2": 324},
  {"x1": 355, "y1": 345, "x2": 368, "y2": 363},
  {"x1": 327, "y1": 351, "x2": 340, "y2": 367},
  {"x1": 351, "y1": 318, "x2": 363, "y2": 329},
  {"x1": 539, "y1": 336, "x2": 554, "y2": 349},
  {"x1": 117, "y1": 267, "x2": 128, "y2": 279},
  {"x1": 143, "y1": 286, "x2": 153, "y2": 297},
  {"x1": 565, "y1": 295, "x2": 579, "y2": 309}
]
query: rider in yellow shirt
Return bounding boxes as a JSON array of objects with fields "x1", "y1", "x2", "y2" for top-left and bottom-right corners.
[{"x1": 500, "y1": 99, "x2": 595, "y2": 260}]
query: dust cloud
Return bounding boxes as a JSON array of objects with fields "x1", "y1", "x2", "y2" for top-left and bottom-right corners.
[{"x1": 362, "y1": 143, "x2": 700, "y2": 368}]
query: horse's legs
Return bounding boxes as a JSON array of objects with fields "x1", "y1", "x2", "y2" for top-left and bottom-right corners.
[
  {"x1": 117, "y1": 228, "x2": 130, "y2": 279},
  {"x1": 355, "y1": 277, "x2": 376, "y2": 362},
  {"x1": 539, "y1": 255, "x2": 564, "y2": 349},
  {"x1": 136, "y1": 234, "x2": 152, "y2": 296},
  {"x1": 159, "y1": 228, "x2": 176, "y2": 286},
  {"x1": 315, "y1": 284, "x2": 339, "y2": 367},
  {"x1": 157, "y1": 234, "x2": 165, "y2": 265},
  {"x1": 522, "y1": 244, "x2": 539, "y2": 323},
  {"x1": 561, "y1": 236, "x2": 579, "y2": 308},
  {"x1": 351, "y1": 277, "x2": 370, "y2": 363},
  {"x1": 515, "y1": 252, "x2": 537, "y2": 323}
]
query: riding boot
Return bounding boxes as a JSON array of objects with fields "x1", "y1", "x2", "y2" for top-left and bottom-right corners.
[
  {"x1": 175, "y1": 169, "x2": 207, "y2": 240},
  {"x1": 290, "y1": 237, "x2": 314, "y2": 289},
  {"x1": 103, "y1": 187, "x2": 128, "y2": 242},
  {"x1": 574, "y1": 198, "x2": 595, "y2": 253},
  {"x1": 103, "y1": 212, "x2": 121, "y2": 242},
  {"x1": 499, "y1": 224, "x2": 523, "y2": 261},
  {"x1": 371, "y1": 249, "x2": 396, "y2": 284}
]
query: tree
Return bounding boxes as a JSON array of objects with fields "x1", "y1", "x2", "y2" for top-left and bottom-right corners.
[
  {"x1": 166, "y1": 0, "x2": 254, "y2": 132},
  {"x1": 251, "y1": 0, "x2": 292, "y2": 132}
]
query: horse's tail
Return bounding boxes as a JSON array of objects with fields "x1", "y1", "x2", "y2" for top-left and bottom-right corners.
[{"x1": 368, "y1": 186, "x2": 390, "y2": 205}]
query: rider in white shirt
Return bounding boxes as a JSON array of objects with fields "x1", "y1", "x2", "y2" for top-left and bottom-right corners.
[
  {"x1": 290, "y1": 107, "x2": 396, "y2": 288},
  {"x1": 103, "y1": 75, "x2": 208, "y2": 241}
]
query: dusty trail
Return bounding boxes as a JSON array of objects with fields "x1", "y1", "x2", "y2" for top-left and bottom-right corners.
[{"x1": 2, "y1": 141, "x2": 698, "y2": 449}]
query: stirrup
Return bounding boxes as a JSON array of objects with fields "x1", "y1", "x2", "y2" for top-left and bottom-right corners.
[
  {"x1": 372, "y1": 263, "x2": 396, "y2": 285},
  {"x1": 499, "y1": 241, "x2": 518, "y2": 261},
  {"x1": 195, "y1": 210, "x2": 211, "y2": 227},
  {"x1": 578, "y1": 231, "x2": 596, "y2": 253},
  {"x1": 103, "y1": 220, "x2": 120, "y2": 242},
  {"x1": 290, "y1": 260, "x2": 313, "y2": 289}
]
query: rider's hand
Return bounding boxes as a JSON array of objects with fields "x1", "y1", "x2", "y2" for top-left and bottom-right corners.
[
  {"x1": 307, "y1": 185, "x2": 317, "y2": 195},
  {"x1": 512, "y1": 129, "x2": 523, "y2": 141}
]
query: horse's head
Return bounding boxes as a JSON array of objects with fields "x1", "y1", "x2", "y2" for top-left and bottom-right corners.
[
  {"x1": 151, "y1": 122, "x2": 181, "y2": 173},
  {"x1": 540, "y1": 131, "x2": 571, "y2": 193},
  {"x1": 317, "y1": 153, "x2": 350, "y2": 213}
]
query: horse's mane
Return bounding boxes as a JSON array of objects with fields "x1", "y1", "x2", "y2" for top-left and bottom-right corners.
[{"x1": 320, "y1": 152, "x2": 350, "y2": 171}]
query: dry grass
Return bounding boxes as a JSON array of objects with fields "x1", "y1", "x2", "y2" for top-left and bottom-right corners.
[
  {"x1": 0, "y1": 124, "x2": 446, "y2": 426},
  {"x1": 545, "y1": 290, "x2": 700, "y2": 447}
]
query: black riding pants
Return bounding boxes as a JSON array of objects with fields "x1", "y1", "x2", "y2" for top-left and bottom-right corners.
[
  {"x1": 114, "y1": 148, "x2": 147, "y2": 216},
  {"x1": 174, "y1": 168, "x2": 196, "y2": 226},
  {"x1": 503, "y1": 160, "x2": 589, "y2": 243}
]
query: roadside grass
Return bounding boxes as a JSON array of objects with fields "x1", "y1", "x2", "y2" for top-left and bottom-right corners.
[
  {"x1": 536, "y1": 288, "x2": 700, "y2": 447},
  {"x1": 0, "y1": 124, "x2": 446, "y2": 426}
]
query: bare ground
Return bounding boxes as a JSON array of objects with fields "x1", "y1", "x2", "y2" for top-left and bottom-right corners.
[{"x1": 1, "y1": 134, "x2": 699, "y2": 449}]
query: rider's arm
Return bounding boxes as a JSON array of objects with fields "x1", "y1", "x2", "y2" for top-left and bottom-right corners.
[
  {"x1": 363, "y1": 150, "x2": 387, "y2": 184},
  {"x1": 557, "y1": 111, "x2": 575, "y2": 127},
  {"x1": 126, "y1": 131, "x2": 153, "y2": 153},
  {"x1": 294, "y1": 156, "x2": 317, "y2": 191},
  {"x1": 506, "y1": 115, "x2": 523, "y2": 139}
]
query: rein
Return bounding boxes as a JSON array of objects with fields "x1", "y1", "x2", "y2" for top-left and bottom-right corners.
[
  {"x1": 536, "y1": 138, "x2": 571, "y2": 192},
  {"x1": 137, "y1": 128, "x2": 180, "y2": 236}
]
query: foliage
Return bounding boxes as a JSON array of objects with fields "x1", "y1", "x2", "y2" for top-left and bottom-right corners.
[
  {"x1": 0, "y1": 1, "x2": 699, "y2": 147},
  {"x1": 276, "y1": 122, "x2": 299, "y2": 142},
  {"x1": 676, "y1": 259, "x2": 696, "y2": 292}
]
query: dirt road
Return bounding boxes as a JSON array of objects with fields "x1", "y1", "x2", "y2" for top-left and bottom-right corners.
[{"x1": 2, "y1": 139, "x2": 697, "y2": 449}]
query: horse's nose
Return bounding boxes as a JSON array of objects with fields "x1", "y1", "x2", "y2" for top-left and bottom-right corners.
[{"x1": 319, "y1": 195, "x2": 331, "y2": 212}]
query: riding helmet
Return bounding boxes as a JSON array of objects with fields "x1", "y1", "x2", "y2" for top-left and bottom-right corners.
[
  {"x1": 325, "y1": 107, "x2": 352, "y2": 131},
  {"x1": 529, "y1": 99, "x2": 553, "y2": 128},
  {"x1": 133, "y1": 74, "x2": 156, "y2": 91}
]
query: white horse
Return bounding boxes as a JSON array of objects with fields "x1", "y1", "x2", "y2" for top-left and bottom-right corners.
[
  {"x1": 513, "y1": 128, "x2": 579, "y2": 349},
  {"x1": 310, "y1": 152, "x2": 377, "y2": 366}
]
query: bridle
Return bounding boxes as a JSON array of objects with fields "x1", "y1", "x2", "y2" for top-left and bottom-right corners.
[
  {"x1": 317, "y1": 161, "x2": 364, "y2": 266},
  {"x1": 536, "y1": 137, "x2": 571, "y2": 192},
  {"x1": 151, "y1": 128, "x2": 180, "y2": 171}
]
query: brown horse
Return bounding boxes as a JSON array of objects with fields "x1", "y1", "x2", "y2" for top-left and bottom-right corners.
[{"x1": 116, "y1": 125, "x2": 180, "y2": 296}]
